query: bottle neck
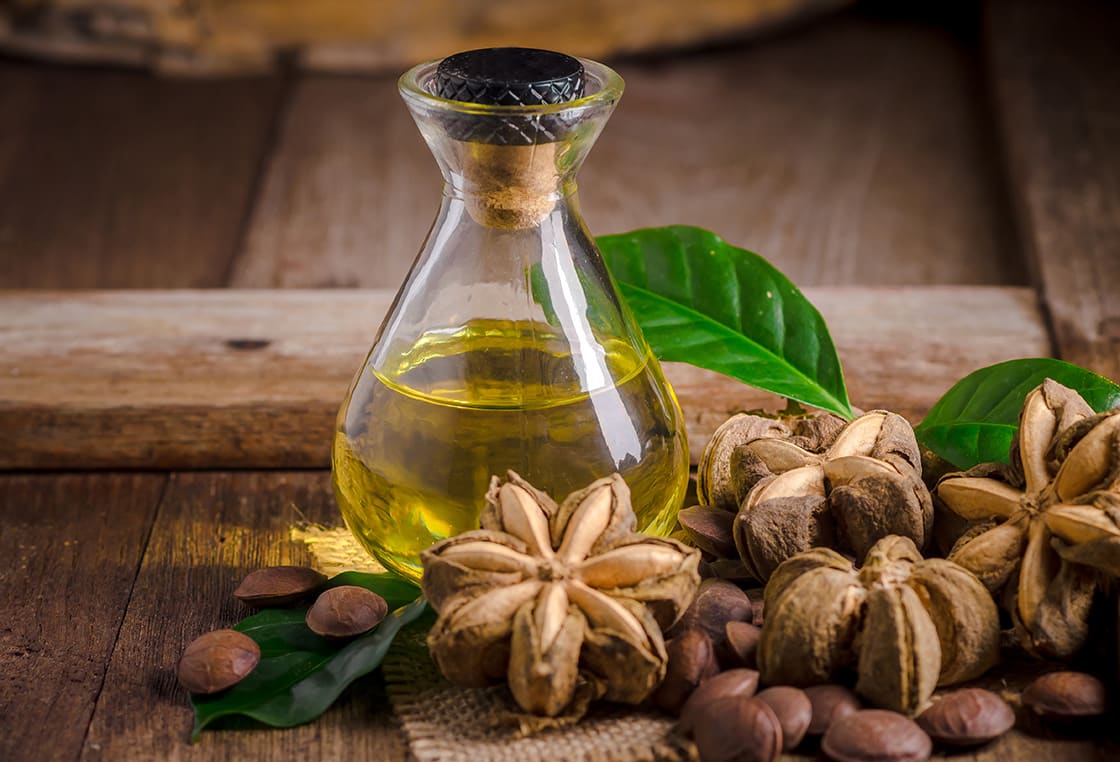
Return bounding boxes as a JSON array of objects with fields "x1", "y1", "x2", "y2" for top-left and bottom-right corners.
[{"x1": 442, "y1": 140, "x2": 579, "y2": 230}]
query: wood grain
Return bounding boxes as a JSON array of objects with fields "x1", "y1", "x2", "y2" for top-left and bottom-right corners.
[
  {"x1": 0, "y1": 473, "x2": 166, "y2": 762},
  {"x1": 80, "y1": 471, "x2": 406, "y2": 761},
  {"x1": 0, "y1": 61, "x2": 284, "y2": 288},
  {"x1": 985, "y1": 0, "x2": 1120, "y2": 382},
  {"x1": 0, "y1": 286, "x2": 1049, "y2": 470},
  {"x1": 231, "y1": 12, "x2": 1020, "y2": 289},
  {"x1": 230, "y1": 76, "x2": 434, "y2": 289}
]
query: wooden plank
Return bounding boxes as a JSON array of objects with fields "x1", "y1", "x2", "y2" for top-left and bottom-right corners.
[
  {"x1": 80, "y1": 471, "x2": 407, "y2": 760},
  {"x1": 230, "y1": 76, "x2": 433, "y2": 289},
  {"x1": 0, "y1": 61, "x2": 284, "y2": 288},
  {"x1": 985, "y1": 0, "x2": 1120, "y2": 381},
  {"x1": 0, "y1": 473, "x2": 166, "y2": 762},
  {"x1": 0, "y1": 286, "x2": 1049, "y2": 470},
  {"x1": 231, "y1": 13, "x2": 1019, "y2": 289}
]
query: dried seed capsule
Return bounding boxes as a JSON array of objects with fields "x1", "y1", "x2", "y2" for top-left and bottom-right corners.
[
  {"x1": 1022, "y1": 671, "x2": 1107, "y2": 718},
  {"x1": 234, "y1": 566, "x2": 328, "y2": 607},
  {"x1": 722, "y1": 621, "x2": 761, "y2": 669},
  {"x1": 693, "y1": 695, "x2": 782, "y2": 762},
  {"x1": 177, "y1": 629, "x2": 260, "y2": 694},
  {"x1": 654, "y1": 628, "x2": 719, "y2": 714},
  {"x1": 916, "y1": 688, "x2": 1014, "y2": 746},
  {"x1": 821, "y1": 709, "x2": 931, "y2": 762},
  {"x1": 306, "y1": 586, "x2": 388, "y2": 638},
  {"x1": 678, "y1": 668, "x2": 761, "y2": 736},
  {"x1": 805, "y1": 684, "x2": 862, "y2": 736},
  {"x1": 756, "y1": 686, "x2": 812, "y2": 751}
]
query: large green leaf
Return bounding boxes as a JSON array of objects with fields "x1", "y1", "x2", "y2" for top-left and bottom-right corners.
[
  {"x1": 597, "y1": 226, "x2": 853, "y2": 418},
  {"x1": 916, "y1": 358, "x2": 1120, "y2": 469},
  {"x1": 190, "y1": 577, "x2": 425, "y2": 740}
]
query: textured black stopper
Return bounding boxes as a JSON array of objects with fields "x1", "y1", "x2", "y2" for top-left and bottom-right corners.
[
  {"x1": 435, "y1": 48, "x2": 585, "y2": 107},
  {"x1": 432, "y1": 48, "x2": 586, "y2": 145}
]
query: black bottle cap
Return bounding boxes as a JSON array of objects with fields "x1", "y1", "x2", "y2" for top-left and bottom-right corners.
[{"x1": 435, "y1": 48, "x2": 585, "y2": 107}]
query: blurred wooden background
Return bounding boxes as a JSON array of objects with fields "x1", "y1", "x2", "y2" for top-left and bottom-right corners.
[{"x1": 3, "y1": 1, "x2": 1021, "y2": 290}]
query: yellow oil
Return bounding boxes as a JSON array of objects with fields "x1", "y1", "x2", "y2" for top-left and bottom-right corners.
[{"x1": 331, "y1": 320, "x2": 689, "y2": 582}]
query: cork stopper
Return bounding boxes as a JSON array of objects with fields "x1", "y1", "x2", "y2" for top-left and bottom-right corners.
[{"x1": 432, "y1": 48, "x2": 587, "y2": 229}]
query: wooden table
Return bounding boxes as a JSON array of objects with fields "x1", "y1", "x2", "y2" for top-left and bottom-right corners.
[{"x1": 1, "y1": 2, "x2": 1117, "y2": 759}]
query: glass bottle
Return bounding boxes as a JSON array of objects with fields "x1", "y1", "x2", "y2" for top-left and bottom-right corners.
[{"x1": 332, "y1": 48, "x2": 689, "y2": 581}]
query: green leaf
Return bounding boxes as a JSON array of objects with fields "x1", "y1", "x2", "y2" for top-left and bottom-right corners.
[
  {"x1": 324, "y1": 571, "x2": 420, "y2": 610},
  {"x1": 916, "y1": 358, "x2": 1120, "y2": 469},
  {"x1": 190, "y1": 584, "x2": 426, "y2": 740},
  {"x1": 597, "y1": 226, "x2": 853, "y2": 418}
]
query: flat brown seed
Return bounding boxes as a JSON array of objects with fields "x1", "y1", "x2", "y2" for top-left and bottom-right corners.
[
  {"x1": 805, "y1": 684, "x2": 862, "y2": 736},
  {"x1": 693, "y1": 695, "x2": 782, "y2": 762},
  {"x1": 678, "y1": 668, "x2": 761, "y2": 736},
  {"x1": 669, "y1": 579, "x2": 753, "y2": 642},
  {"x1": 822, "y1": 709, "x2": 931, "y2": 762},
  {"x1": 756, "y1": 686, "x2": 812, "y2": 751},
  {"x1": 723, "y1": 621, "x2": 761, "y2": 669},
  {"x1": 654, "y1": 628, "x2": 719, "y2": 714},
  {"x1": 679, "y1": 505, "x2": 738, "y2": 558},
  {"x1": 917, "y1": 688, "x2": 1014, "y2": 746},
  {"x1": 1022, "y1": 671, "x2": 1107, "y2": 718},
  {"x1": 234, "y1": 566, "x2": 328, "y2": 607},
  {"x1": 177, "y1": 629, "x2": 260, "y2": 694},
  {"x1": 306, "y1": 585, "x2": 388, "y2": 638}
]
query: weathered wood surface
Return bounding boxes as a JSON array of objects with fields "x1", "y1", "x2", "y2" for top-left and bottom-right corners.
[
  {"x1": 79, "y1": 471, "x2": 406, "y2": 760},
  {"x1": 3, "y1": 470, "x2": 1116, "y2": 762},
  {"x1": 0, "y1": 473, "x2": 167, "y2": 762},
  {"x1": 0, "y1": 286, "x2": 1049, "y2": 470},
  {"x1": 0, "y1": 61, "x2": 284, "y2": 288},
  {"x1": 231, "y1": 11, "x2": 1019, "y2": 289},
  {"x1": 985, "y1": 0, "x2": 1120, "y2": 382}
]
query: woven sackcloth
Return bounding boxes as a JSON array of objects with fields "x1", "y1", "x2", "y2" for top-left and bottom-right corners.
[{"x1": 382, "y1": 628, "x2": 693, "y2": 762}]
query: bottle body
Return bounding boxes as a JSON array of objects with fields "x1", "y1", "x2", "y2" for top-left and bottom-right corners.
[
  {"x1": 333, "y1": 319, "x2": 688, "y2": 580},
  {"x1": 332, "y1": 54, "x2": 689, "y2": 581}
]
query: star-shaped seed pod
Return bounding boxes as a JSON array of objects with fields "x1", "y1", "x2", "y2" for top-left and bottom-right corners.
[
  {"x1": 722, "y1": 411, "x2": 933, "y2": 582},
  {"x1": 757, "y1": 535, "x2": 1000, "y2": 716},
  {"x1": 937, "y1": 379, "x2": 1120, "y2": 658},
  {"x1": 421, "y1": 471, "x2": 701, "y2": 717},
  {"x1": 697, "y1": 411, "x2": 847, "y2": 511}
]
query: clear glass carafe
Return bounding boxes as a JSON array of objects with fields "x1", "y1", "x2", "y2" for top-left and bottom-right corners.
[{"x1": 332, "y1": 50, "x2": 689, "y2": 581}]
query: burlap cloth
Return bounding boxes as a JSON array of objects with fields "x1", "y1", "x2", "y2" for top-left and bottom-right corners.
[{"x1": 293, "y1": 525, "x2": 693, "y2": 762}]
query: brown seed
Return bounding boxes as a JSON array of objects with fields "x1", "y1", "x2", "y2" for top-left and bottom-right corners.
[
  {"x1": 757, "y1": 686, "x2": 812, "y2": 751},
  {"x1": 655, "y1": 628, "x2": 720, "y2": 714},
  {"x1": 177, "y1": 629, "x2": 260, "y2": 694},
  {"x1": 723, "y1": 621, "x2": 761, "y2": 669},
  {"x1": 305, "y1": 586, "x2": 388, "y2": 638},
  {"x1": 693, "y1": 695, "x2": 782, "y2": 762},
  {"x1": 822, "y1": 709, "x2": 931, "y2": 762},
  {"x1": 669, "y1": 579, "x2": 753, "y2": 644},
  {"x1": 805, "y1": 684, "x2": 862, "y2": 736},
  {"x1": 234, "y1": 566, "x2": 327, "y2": 607},
  {"x1": 916, "y1": 688, "x2": 1014, "y2": 746},
  {"x1": 679, "y1": 505, "x2": 738, "y2": 558},
  {"x1": 679, "y1": 668, "x2": 761, "y2": 736},
  {"x1": 1022, "y1": 671, "x2": 1107, "y2": 718}
]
